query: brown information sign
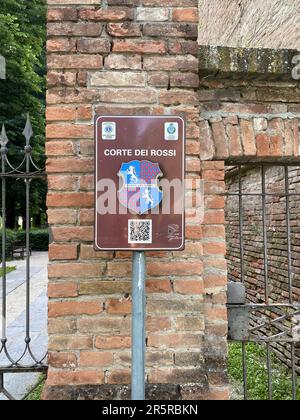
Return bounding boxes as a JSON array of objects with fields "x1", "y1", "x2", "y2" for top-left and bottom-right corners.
[{"x1": 95, "y1": 116, "x2": 185, "y2": 251}]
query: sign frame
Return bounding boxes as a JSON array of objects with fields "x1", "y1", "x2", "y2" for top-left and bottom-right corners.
[{"x1": 94, "y1": 115, "x2": 186, "y2": 252}]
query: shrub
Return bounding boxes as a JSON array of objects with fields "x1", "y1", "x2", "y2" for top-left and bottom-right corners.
[
  {"x1": 0, "y1": 229, "x2": 18, "y2": 259},
  {"x1": 16, "y1": 229, "x2": 49, "y2": 252},
  {"x1": 0, "y1": 228, "x2": 49, "y2": 259}
]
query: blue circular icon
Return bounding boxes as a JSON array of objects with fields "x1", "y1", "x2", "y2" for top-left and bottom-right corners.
[
  {"x1": 167, "y1": 124, "x2": 176, "y2": 135},
  {"x1": 105, "y1": 126, "x2": 113, "y2": 133}
]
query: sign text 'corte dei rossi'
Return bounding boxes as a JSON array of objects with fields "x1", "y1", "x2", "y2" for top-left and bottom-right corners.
[{"x1": 95, "y1": 116, "x2": 185, "y2": 251}]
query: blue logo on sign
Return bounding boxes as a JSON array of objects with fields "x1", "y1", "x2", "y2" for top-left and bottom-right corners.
[
  {"x1": 118, "y1": 160, "x2": 163, "y2": 215},
  {"x1": 167, "y1": 124, "x2": 176, "y2": 135}
]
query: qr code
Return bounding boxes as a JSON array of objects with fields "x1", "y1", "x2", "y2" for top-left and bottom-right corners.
[{"x1": 128, "y1": 220, "x2": 152, "y2": 244}]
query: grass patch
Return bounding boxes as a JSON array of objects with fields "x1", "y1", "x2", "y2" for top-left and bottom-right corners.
[
  {"x1": 0, "y1": 266, "x2": 16, "y2": 277},
  {"x1": 228, "y1": 342, "x2": 300, "y2": 400},
  {"x1": 24, "y1": 375, "x2": 46, "y2": 401}
]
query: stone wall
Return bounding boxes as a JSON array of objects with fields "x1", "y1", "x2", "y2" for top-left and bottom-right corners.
[
  {"x1": 198, "y1": 0, "x2": 299, "y2": 50},
  {"x1": 44, "y1": 0, "x2": 229, "y2": 400}
]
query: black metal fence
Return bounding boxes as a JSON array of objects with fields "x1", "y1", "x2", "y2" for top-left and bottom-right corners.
[
  {"x1": 226, "y1": 163, "x2": 300, "y2": 400},
  {"x1": 0, "y1": 115, "x2": 47, "y2": 400}
]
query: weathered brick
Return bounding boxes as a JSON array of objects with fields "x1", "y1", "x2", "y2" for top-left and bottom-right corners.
[
  {"x1": 148, "y1": 261, "x2": 203, "y2": 277},
  {"x1": 47, "y1": 192, "x2": 94, "y2": 208},
  {"x1": 47, "y1": 22, "x2": 102, "y2": 37},
  {"x1": 113, "y1": 39, "x2": 166, "y2": 54},
  {"x1": 226, "y1": 124, "x2": 242, "y2": 157},
  {"x1": 51, "y1": 226, "x2": 93, "y2": 242},
  {"x1": 46, "y1": 141, "x2": 75, "y2": 157},
  {"x1": 47, "y1": 370, "x2": 104, "y2": 386},
  {"x1": 78, "y1": 317, "x2": 131, "y2": 334},
  {"x1": 107, "y1": 369, "x2": 131, "y2": 384},
  {"x1": 168, "y1": 40, "x2": 198, "y2": 55},
  {"x1": 149, "y1": 367, "x2": 205, "y2": 384},
  {"x1": 147, "y1": 317, "x2": 171, "y2": 333},
  {"x1": 256, "y1": 132, "x2": 270, "y2": 156},
  {"x1": 47, "y1": 39, "x2": 76, "y2": 53},
  {"x1": 49, "y1": 300, "x2": 103, "y2": 317},
  {"x1": 146, "y1": 279, "x2": 172, "y2": 293},
  {"x1": 47, "y1": 71, "x2": 77, "y2": 88},
  {"x1": 173, "y1": 280, "x2": 204, "y2": 295},
  {"x1": 80, "y1": 244, "x2": 114, "y2": 260},
  {"x1": 269, "y1": 134, "x2": 283, "y2": 157},
  {"x1": 148, "y1": 333, "x2": 203, "y2": 349},
  {"x1": 48, "y1": 281, "x2": 78, "y2": 298},
  {"x1": 95, "y1": 336, "x2": 131, "y2": 350},
  {"x1": 240, "y1": 119, "x2": 256, "y2": 156},
  {"x1": 49, "y1": 244, "x2": 79, "y2": 261},
  {"x1": 172, "y1": 8, "x2": 198, "y2": 22},
  {"x1": 159, "y1": 90, "x2": 198, "y2": 106},
  {"x1": 170, "y1": 72, "x2": 199, "y2": 88},
  {"x1": 79, "y1": 352, "x2": 113, "y2": 367},
  {"x1": 107, "y1": 22, "x2": 142, "y2": 37},
  {"x1": 199, "y1": 120, "x2": 215, "y2": 160},
  {"x1": 48, "y1": 319, "x2": 77, "y2": 335},
  {"x1": 48, "y1": 175, "x2": 77, "y2": 191},
  {"x1": 90, "y1": 71, "x2": 145, "y2": 87},
  {"x1": 104, "y1": 54, "x2": 142, "y2": 69},
  {"x1": 48, "y1": 7, "x2": 77, "y2": 22},
  {"x1": 48, "y1": 262, "x2": 104, "y2": 279},
  {"x1": 106, "y1": 298, "x2": 132, "y2": 314},
  {"x1": 175, "y1": 317, "x2": 205, "y2": 332},
  {"x1": 47, "y1": 209, "x2": 77, "y2": 225},
  {"x1": 49, "y1": 335, "x2": 92, "y2": 352},
  {"x1": 100, "y1": 88, "x2": 157, "y2": 104},
  {"x1": 211, "y1": 121, "x2": 228, "y2": 159},
  {"x1": 48, "y1": 352, "x2": 77, "y2": 369},
  {"x1": 138, "y1": 6, "x2": 169, "y2": 21},
  {"x1": 46, "y1": 106, "x2": 76, "y2": 122},
  {"x1": 48, "y1": 55, "x2": 103, "y2": 70},
  {"x1": 77, "y1": 38, "x2": 111, "y2": 53},
  {"x1": 47, "y1": 158, "x2": 94, "y2": 173},
  {"x1": 143, "y1": 55, "x2": 198, "y2": 71},
  {"x1": 79, "y1": 7, "x2": 134, "y2": 21},
  {"x1": 143, "y1": 23, "x2": 197, "y2": 39},
  {"x1": 148, "y1": 72, "x2": 169, "y2": 88}
]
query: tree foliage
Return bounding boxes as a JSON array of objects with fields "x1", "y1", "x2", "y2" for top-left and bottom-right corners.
[{"x1": 0, "y1": 0, "x2": 46, "y2": 228}]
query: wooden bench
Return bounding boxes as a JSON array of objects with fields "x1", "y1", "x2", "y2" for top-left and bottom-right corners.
[{"x1": 11, "y1": 242, "x2": 32, "y2": 260}]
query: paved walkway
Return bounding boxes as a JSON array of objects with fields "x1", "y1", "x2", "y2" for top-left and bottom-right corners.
[{"x1": 0, "y1": 252, "x2": 48, "y2": 400}]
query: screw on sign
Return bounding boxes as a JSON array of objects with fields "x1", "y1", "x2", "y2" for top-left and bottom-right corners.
[
  {"x1": 94, "y1": 116, "x2": 185, "y2": 401},
  {"x1": 95, "y1": 116, "x2": 185, "y2": 251}
]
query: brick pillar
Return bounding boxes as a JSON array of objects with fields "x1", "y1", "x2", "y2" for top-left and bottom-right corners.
[{"x1": 44, "y1": 0, "x2": 229, "y2": 400}]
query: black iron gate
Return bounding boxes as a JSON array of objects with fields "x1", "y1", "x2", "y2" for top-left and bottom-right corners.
[
  {"x1": 225, "y1": 162, "x2": 300, "y2": 400},
  {"x1": 0, "y1": 116, "x2": 47, "y2": 400}
]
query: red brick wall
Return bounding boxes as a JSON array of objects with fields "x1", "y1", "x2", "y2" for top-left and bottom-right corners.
[{"x1": 44, "y1": 0, "x2": 229, "y2": 400}]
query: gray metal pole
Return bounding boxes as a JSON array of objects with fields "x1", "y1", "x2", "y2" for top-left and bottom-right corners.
[{"x1": 131, "y1": 251, "x2": 146, "y2": 400}]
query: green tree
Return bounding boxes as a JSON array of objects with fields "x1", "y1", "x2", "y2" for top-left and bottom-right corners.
[{"x1": 0, "y1": 0, "x2": 46, "y2": 228}]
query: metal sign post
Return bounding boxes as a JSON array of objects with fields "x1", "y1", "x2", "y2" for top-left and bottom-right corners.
[
  {"x1": 131, "y1": 251, "x2": 146, "y2": 400},
  {"x1": 94, "y1": 115, "x2": 185, "y2": 401}
]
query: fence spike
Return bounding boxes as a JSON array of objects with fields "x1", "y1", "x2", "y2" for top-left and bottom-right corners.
[
  {"x1": 22, "y1": 113, "x2": 33, "y2": 145},
  {"x1": 0, "y1": 124, "x2": 9, "y2": 146}
]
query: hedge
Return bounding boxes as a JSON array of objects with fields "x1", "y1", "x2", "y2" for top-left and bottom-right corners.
[{"x1": 0, "y1": 229, "x2": 49, "y2": 258}]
